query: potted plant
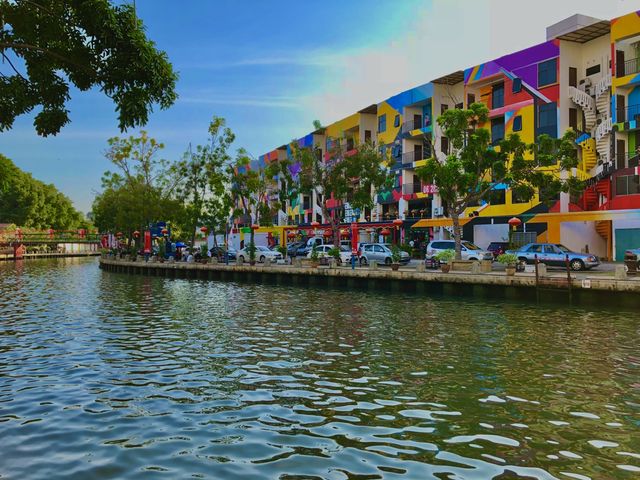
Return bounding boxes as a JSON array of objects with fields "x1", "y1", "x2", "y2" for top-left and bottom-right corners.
[
  {"x1": 276, "y1": 244, "x2": 287, "y2": 262},
  {"x1": 390, "y1": 244, "x2": 402, "y2": 271},
  {"x1": 310, "y1": 243, "x2": 319, "y2": 268},
  {"x1": 497, "y1": 253, "x2": 518, "y2": 276},
  {"x1": 247, "y1": 242, "x2": 257, "y2": 266},
  {"x1": 158, "y1": 242, "x2": 166, "y2": 263},
  {"x1": 434, "y1": 249, "x2": 455, "y2": 273},
  {"x1": 200, "y1": 244, "x2": 209, "y2": 264}
]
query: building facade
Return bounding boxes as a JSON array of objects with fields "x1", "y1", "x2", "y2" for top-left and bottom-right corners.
[{"x1": 252, "y1": 10, "x2": 640, "y2": 260}]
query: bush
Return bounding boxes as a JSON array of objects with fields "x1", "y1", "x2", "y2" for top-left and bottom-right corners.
[
  {"x1": 328, "y1": 247, "x2": 341, "y2": 260},
  {"x1": 496, "y1": 253, "x2": 518, "y2": 266},
  {"x1": 277, "y1": 245, "x2": 287, "y2": 257},
  {"x1": 390, "y1": 244, "x2": 402, "y2": 263},
  {"x1": 310, "y1": 244, "x2": 319, "y2": 261},
  {"x1": 434, "y1": 249, "x2": 455, "y2": 263}
]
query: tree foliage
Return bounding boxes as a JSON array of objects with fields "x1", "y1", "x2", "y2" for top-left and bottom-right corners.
[
  {"x1": 0, "y1": 153, "x2": 86, "y2": 229},
  {"x1": 175, "y1": 116, "x2": 234, "y2": 246},
  {"x1": 294, "y1": 138, "x2": 393, "y2": 245},
  {"x1": 0, "y1": 0, "x2": 178, "y2": 136},
  {"x1": 416, "y1": 102, "x2": 581, "y2": 259}
]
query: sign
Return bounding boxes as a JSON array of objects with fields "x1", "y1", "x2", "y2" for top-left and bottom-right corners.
[
  {"x1": 343, "y1": 202, "x2": 361, "y2": 222},
  {"x1": 144, "y1": 231, "x2": 152, "y2": 254},
  {"x1": 422, "y1": 184, "x2": 438, "y2": 194}
]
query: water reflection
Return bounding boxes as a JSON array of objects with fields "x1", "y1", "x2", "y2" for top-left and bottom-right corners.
[{"x1": 0, "y1": 258, "x2": 638, "y2": 479}]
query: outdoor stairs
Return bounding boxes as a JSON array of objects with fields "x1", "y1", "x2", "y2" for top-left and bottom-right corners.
[
  {"x1": 579, "y1": 137, "x2": 597, "y2": 172},
  {"x1": 569, "y1": 86, "x2": 597, "y2": 131},
  {"x1": 580, "y1": 178, "x2": 610, "y2": 211},
  {"x1": 594, "y1": 117, "x2": 612, "y2": 165},
  {"x1": 595, "y1": 219, "x2": 612, "y2": 260}
]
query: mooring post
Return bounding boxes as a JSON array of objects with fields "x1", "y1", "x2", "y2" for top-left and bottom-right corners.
[
  {"x1": 534, "y1": 254, "x2": 539, "y2": 304},
  {"x1": 565, "y1": 254, "x2": 572, "y2": 305}
]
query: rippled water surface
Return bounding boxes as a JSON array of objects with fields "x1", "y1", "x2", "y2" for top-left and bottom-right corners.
[{"x1": 1, "y1": 258, "x2": 639, "y2": 479}]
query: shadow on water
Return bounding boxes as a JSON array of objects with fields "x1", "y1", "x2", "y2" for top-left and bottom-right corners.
[{"x1": 0, "y1": 257, "x2": 639, "y2": 479}]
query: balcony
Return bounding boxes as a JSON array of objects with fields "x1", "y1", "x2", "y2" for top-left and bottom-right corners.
[
  {"x1": 623, "y1": 57, "x2": 640, "y2": 77},
  {"x1": 615, "y1": 151, "x2": 640, "y2": 170},
  {"x1": 617, "y1": 104, "x2": 640, "y2": 123},
  {"x1": 401, "y1": 117, "x2": 431, "y2": 134},
  {"x1": 401, "y1": 150, "x2": 427, "y2": 164},
  {"x1": 402, "y1": 182, "x2": 423, "y2": 194}
]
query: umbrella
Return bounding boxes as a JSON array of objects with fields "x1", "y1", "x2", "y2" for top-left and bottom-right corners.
[{"x1": 175, "y1": 241, "x2": 187, "y2": 248}]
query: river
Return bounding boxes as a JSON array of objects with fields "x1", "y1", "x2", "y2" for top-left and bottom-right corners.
[{"x1": 0, "y1": 257, "x2": 638, "y2": 479}]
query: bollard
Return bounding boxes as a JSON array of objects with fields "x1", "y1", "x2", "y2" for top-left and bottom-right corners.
[
  {"x1": 328, "y1": 258, "x2": 337, "y2": 269},
  {"x1": 471, "y1": 261, "x2": 481, "y2": 274},
  {"x1": 370, "y1": 260, "x2": 378, "y2": 270},
  {"x1": 624, "y1": 252, "x2": 637, "y2": 276},
  {"x1": 415, "y1": 262, "x2": 426, "y2": 273},
  {"x1": 537, "y1": 263, "x2": 547, "y2": 276},
  {"x1": 480, "y1": 260, "x2": 492, "y2": 273},
  {"x1": 615, "y1": 265, "x2": 627, "y2": 280},
  {"x1": 237, "y1": 256, "x2": 244, "y2": 266}
]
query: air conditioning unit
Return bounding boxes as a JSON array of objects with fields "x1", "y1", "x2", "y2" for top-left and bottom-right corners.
[{"x1": 433, "y1": 206, "x2": 444, "y2": 216}]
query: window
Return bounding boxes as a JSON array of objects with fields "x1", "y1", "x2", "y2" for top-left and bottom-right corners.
[
  {"x1": 441, "y1": 136, "x2": 449, "y2": 154},
  {"x1": 616, "y1": 174, "x2": 640, "y2": 195},
  {"x1": 378, "y1": 114, "x2": 387, "y2": 133},
  {"x1": 512, "y1": 78, "x2": 522, "y2": 93},
  {"x1": 586, "y1": 64, "x2": 601, "y2": 76},
  {"x1": 467, "y1": 93, "x2": 476, "y2": 106},
  {"x1": 394, "y1": 114, "x2": 400, "y2": 127},
  {"x1": 491, "y1": 117, "x2": 505, "y2": 144},
  {"x1": 374, "y1": 245, "x2": 385, "y2": 253},
  {"x1": 364, "y1": 130, "x2": 371, "y2": 142},
  {"x1": 569, "y1": 108, "x2": 577, "y2": 131},
  {"x1": 538, "y1": 58, "x2": 557, "y2": 87},
  {"x1": 455, "y1": 102, "x2": 463, "y2": 109},
  {"x1": 513, "y1": 115, "x2": 523, "y2": 132},
  {"x1": 486, "y1": 188, "x2": 506, "y2": 205},
  {"x1": 537, "y1": 102, "x2": 557, "y2": 137},
  {"x1": 543, "y1": 245, "x2": 558, "y2": 254},
  {"x1": 441, "y1": 104, "x2": 448, "y2": 114},
  {"x1": 528, "y1": 244, "x2": 543, "y2": 253},
  {"x1": 492, "y1": 83, "x2": 504, "y2": 109},
  {"x1": 511, "y1": 188, "x2": 529, "y2": 204}
]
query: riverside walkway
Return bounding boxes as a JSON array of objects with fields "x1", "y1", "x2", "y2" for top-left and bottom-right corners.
[{"x1": 99, "y1": 257, "x2": 640, "y2": 308}]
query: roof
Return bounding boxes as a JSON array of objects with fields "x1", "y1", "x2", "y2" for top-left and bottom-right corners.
[
  {"x1": 358, "y1": 104, "x2": 377, "y2": 115},
  {"x1": 556, "y1": 20, "x2": 610, "y2": 43},
  {"x1": 432, "y1": 70, "x2": 465, "y2": 85}
]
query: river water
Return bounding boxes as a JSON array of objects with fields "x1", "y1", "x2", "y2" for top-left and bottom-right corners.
[{"x1": 0, "y1": 258, "x2": 639, "y2": 479}]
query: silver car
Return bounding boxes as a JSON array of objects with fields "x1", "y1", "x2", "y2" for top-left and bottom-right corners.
[
  {"x1": 359, "y1": 243, "x2": 410, "y2": 266},
  {"x1": 425, "y1": 240, "x2": 493, "y2": 261},
  {"x1": 507, "y1": 243, "x2": 599, "y2": 271}
]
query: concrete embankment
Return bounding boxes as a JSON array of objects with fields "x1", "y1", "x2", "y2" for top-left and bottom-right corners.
[{"x1": 99, "y1": 257, "x2": 640, "y2": 308}]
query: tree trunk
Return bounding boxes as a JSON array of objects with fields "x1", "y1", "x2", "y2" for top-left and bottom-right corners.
[
  {"x1": 249, "y1": 229, "x2": 255, "y2": 262},
  {"x1": 451, "y1": 211, "x2": 463, "y2": 261}
]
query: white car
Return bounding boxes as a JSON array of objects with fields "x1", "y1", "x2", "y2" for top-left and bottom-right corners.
[
  {"x1": 307, "y1": 245, "x2": 353, "y2": 264},
  {"x1": 425, "y1": 240, "x2": 493, "y2": 261},
  {"x1": 237, "y1": 245, "x2": 282, "y2": 263}
]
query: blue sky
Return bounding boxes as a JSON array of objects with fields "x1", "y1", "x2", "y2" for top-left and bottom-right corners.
[{"x1": 2, "y1": 0, "x2": 640, "y2": 213}]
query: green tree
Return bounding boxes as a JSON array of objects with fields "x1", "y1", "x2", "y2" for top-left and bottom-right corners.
[
  {"x1": 175, "y1": 116, "x2": 234, "y2": 247},
  {"x1": 0, "y1": 1, "x2": 177, "y2": 136},
  {"x1": 295, "y1": 136, "x2": 393, "y2": 246},
  {"x1": 416, "y1": 103, "x2": 581, "y2": 260},
  {"x1": 0, "y1": 154, "x2": 85, "y2": 229},
  {"x1": 93, "y1": 131, "x2": 183, "y2": 246}
]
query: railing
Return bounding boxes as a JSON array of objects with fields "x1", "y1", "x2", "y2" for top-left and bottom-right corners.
[
  {"x1": 568, "y1": 86, "x2": 596, "y2": 112},
  {"x1": 618, "y1": 104, "x2": 640, "y2": 123},
  {"x1": 401, "y1": 117, "x2": 431, "y2": 133},
  {"x1": 624, "y1": 57, "x2": 640, "y2": 77},
  {"x1": 401, "y1": 150, "x2": 425, "y2": 164},
  {"x1": 404, "y1": 209, "x2": 430, "y2": 220},
  {"x1": 615, "y1": 152, "x2": 640, "y2": 169},
  {"x1": 594, "y1": 72, "x2": 612, "y2": 99},
  {"x1": 594, "y1": 117, "x2": 613, "y2": 141}
]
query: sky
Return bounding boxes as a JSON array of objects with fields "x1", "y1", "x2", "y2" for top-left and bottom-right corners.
[{"x1": 3, "y1": 0, "x2": 640, "y2": 214}]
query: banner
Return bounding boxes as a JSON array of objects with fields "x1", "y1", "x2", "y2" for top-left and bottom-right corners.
[{"x1": 144, "y1": 231, "x2": 152, "y2": 254}]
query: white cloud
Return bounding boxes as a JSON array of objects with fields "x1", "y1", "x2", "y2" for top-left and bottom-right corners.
[
  {"x1": 295, "y1": 0, "x2": 640, "y2": 130},
  {"x1": 179, "y1": 94, "x2": 303, "y2": 109}
]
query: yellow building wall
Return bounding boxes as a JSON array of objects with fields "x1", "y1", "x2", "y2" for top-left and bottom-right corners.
[{"x1": 376, "y1": 101, "x2": 401, "y2": 146}]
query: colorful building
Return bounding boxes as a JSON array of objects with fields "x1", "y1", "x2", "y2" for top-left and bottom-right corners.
[{"x1": 255, "y1": 11, "x2": 640, "y2": 260}]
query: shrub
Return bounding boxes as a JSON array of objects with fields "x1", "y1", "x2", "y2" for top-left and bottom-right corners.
[
  {"x1": 496, "y1": 253, "x2": 518, "y2": 266},
  {"x1": 328, "y1": 247, "x2": 341, "y2": 260},
  {"x1": 310, "y1": 244, "x2": 319, "y2": 261},
  {"x1": 390, "y1": 244, "x2": 402, "y2": 263},
  {"x1": 434, "y1": 249, "x2": 455, "y2": 263}
]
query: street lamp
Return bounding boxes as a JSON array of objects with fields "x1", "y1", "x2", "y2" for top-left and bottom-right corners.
[{"x1": 393, "y1": 218, "x2": 403, "y2": 245}]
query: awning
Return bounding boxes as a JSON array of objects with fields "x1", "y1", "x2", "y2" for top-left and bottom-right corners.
[{"x1": 411, "y1": 218, "x2": 471, "y2": 228}]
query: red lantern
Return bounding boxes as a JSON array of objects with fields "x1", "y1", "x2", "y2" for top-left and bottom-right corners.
[
  {"x1": 393, "y1": 218, "x2": 403, "y2": 227},
  {"x1": 323, "y1": 229, "x2": 332, "y2": 237},
  {"x1": 116, "y1": 231, "x2": 123, "y2": 238},
  {"x1": 251, "y1": 224, "x2": 260, "y2": 230},
  {"x1": 381, "y1": 228, "x2": 391, "y2": 236},
  {"x1": 161, "y1": 228, "x2": 168, "y2": 236},
  {"x1": 287, "y1": 231, "x2": 296, "y2": 239},
  {"x1": 340, "y1": 228, "x2": 349, "y2": 237},
  {"x1": 133, "y1": 230, "x2": 140, "y2": 238},
  {"x1": 200, "y1": 226, "x2": 208, "y2": 233},
  {"x1": 310, "y1": 221, "x2": 320, "y2": 228},
  {"x1": 508, "y1": 217, "x2": 522, "y2": 228}
]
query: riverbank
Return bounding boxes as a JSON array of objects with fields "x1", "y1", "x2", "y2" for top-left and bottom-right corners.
[
  {"x1": 99, "y1": 257, "x2": 640, "y2": 308},
  {"x1": 0, "y1": 252, "x2": 101, "y2": 262}
]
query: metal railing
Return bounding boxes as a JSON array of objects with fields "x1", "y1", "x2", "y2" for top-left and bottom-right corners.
[
  {"x1": 615, "y1": 152, "x2": 640, "y2": 169},
  {"x1": 624, "y1": 57, "x2": 640, "y2": 77},
  {"x1": 401, "y1": 117, "x2": 430, "y2": 133},
  {"x1": 401, "y1": 150, "x2": 425, "y2": 164},
  {"x1": 402, "y1": 182, "x2": 423, "y2": 194},
  {"x1": 617, "y1": 104, "x2": 640, "y2": 123}
]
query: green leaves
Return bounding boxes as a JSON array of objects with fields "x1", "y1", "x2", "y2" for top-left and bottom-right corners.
[{"x1": 0, "y1": 0, "x2": 177, "y2": 135}]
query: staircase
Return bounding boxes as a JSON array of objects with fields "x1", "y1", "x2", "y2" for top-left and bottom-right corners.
[
  {"x1": 579, "y1": 138, "x2": 598, "y2": 172},
  {"x1": 594, "y1": 117, "x2": 612, "y2": 164},
  {"x1": 569, "y1": 86, "x2": 597, "y2": 131},
  {"x1": 579, "y1": 178, "x2": 611, "y2": 211},
  {"x1": 594, "y1": 72, "x2": 612, "y2": 99},
  {"x1": 582, "y1": 188, "x2": 598, "y2": 210},
  {"x1": 594, "y1": 74, "x2": 612, "y2": 165},
  {"x1": 595, "y1": 219, "x2": 611, "y2": 260}
]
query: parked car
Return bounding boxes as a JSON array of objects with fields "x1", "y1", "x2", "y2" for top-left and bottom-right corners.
[
  {"x1": 307, "y1": 245, "x2": 353, "y2": 264},
  {"x1": 286, "y1": 241, "x2": 305, "y2": 257},
  {"x1": 359, "y1": 243, "x2": 410, "y2": 266},
  {"x1": 297, "y1": 237, "x2": 325, "y2": 257},
  {"x1": 625, "y1": 248, "x2": 640, "y2": 268},
  {"x1": 506, "y1": 243, "x2": 599, "y2": 271},
  {"x1": 209, "y1": 245, "x2": 236, "y2": 260},
  {"x1": 237, "y1": 245, "x2": 283, "y2": 263},
  {"x1": 487, "y1": 241, "x2": 510, "y2": 259},
  {"x1": 425, "y1": 240, "x2": 493, "y2": 261}
]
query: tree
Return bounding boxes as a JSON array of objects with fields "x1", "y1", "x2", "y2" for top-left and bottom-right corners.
[
  {"x1": 228, "y1": 151, "x2": 267, "y2": 261},
  {"x1": 294, "y1": 136, "x2": 393, "y2": 246},
  {"x1": 0, "y1": 1, "x2": 177, "y2": 136},
  {"x1": 93, "y1": 131, "x2": 183, "y2": 246},
  {"x1": 0, "y1": 154, "x2": 85, "y2": 229},
  {"x1": 175, "y1": 116, "x2": 234, "y2": 247},
  {"x1": 416, "y1": 102, "x2": 581, "y2": 260}
]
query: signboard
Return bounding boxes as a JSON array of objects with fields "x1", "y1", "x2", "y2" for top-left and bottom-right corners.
[
  {"x1": 144, "y1": 231, "x2": 152, "y2": 254},
  {"x1": 422, "y1": 184, "x2": 438, "y2": 194}
]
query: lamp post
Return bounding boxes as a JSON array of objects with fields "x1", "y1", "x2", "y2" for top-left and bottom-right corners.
[{"x1": 393, "y1": 218, "x2": 403, "y2": 245}]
